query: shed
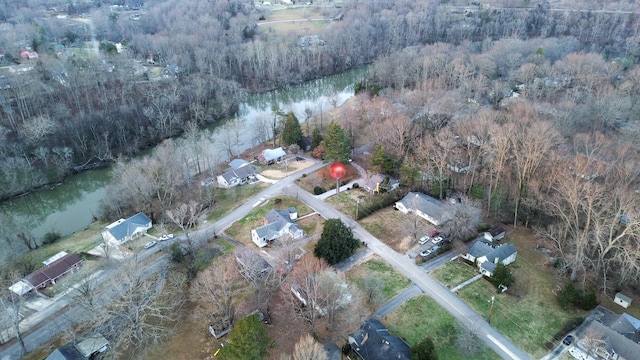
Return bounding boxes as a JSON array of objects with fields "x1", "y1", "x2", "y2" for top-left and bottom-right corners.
[{"x1": 615, "y1": 293, "x2": 633, "y2": 309}]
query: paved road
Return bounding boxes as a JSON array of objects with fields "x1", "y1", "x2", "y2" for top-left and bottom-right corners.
[{"x1": 285, "y1": 183, "x2": 532, "y2": 360}]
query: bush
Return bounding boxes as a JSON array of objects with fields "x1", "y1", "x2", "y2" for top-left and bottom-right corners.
[
  {"x1": 355, "y1": 191, "x2": 403, "y2": 220},
  {"x1": 43, "y1": 231, "x2": 61, "y2": 245},
  {"x1": 553, "y1": 317, "x2": 584, "y2": 341},
  {"x1": 556, "y1": 283, "x2": 598, "y2": 310},
  {"x1": 313, "y1": 186, "x2": 326, "y2": 195}
]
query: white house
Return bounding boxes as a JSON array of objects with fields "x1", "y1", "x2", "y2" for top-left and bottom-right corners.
[
  {"x1": 216, "y1": 165, "x2": 256, "y2": 188},
  {"x1": 102, "y1": 212, "x2": 152, "y2": 245},
  {"x1": 462, "y1": 241, "x2": 517, "y2": 277},
  {"x1": 258, "y1": 147, "x2": 286, "y2": 165},
  {"x1": 395, "y1": 192, "x2": 449, "y2": 226},
  {"x1": 251, "y1": 208, "x2": 303, "y2": 247}
]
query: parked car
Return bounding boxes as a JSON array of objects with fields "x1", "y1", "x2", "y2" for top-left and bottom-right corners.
[
  {"x1": 419, "y1": 236, "x2": 430, "y2": 245},
  {"x1": 429, "y1": 229, "x2": 440, "y2": 238},
  {"x1": 432, "y1": 236, "x2": 444, "y2": 245},
  {"x1": 420, "y1": 246, "x2": 441, "y2": 258},
  {"x1": 144, "y1": 241, "x2": 157, "y2": 249},
  {"x1": 562, "y1": 335, "x2": 574, "y2": 346},
  {"x1": 159, "y1": 234, "x2": 174, "y2": 241}
]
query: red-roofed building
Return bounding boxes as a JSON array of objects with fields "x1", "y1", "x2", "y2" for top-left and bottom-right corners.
[{"x1": 24, "y1": 253, "x2": 83, "y2": 291}]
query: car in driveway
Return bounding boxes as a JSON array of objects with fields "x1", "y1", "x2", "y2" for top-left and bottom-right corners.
[
  {"x1": 419, "y1": 236, "x2": 430, "y2": 245},
  {"x1": 420, "y1": 245, "x2": 441, "y2": 258},
  {"x1": 144, "y1": 241, "x2": 157, "y2": 249},
  {"x1": 158, "y1": 234, "x2": 174, "y2": 241},
  {"x1": 431, "y1": 236, "x2": 444, "y2": 245},
  {"x1": 562, "y1": 335, "x2": 574, "y2": 345}
]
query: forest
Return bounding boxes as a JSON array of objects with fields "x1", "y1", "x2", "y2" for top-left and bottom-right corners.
[{"x1": 0, "y1": 0, "x2": 638, "y2": 310}]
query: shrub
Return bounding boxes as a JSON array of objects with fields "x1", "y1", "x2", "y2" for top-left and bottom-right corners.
[
  {"x1": 553, "y1": 317, "x2": 584, "y2": 341},
  {"x1": 43, "y1": 231, "x2": 61, "y2": 245},
  {"x1": 313, "y1": 186, "x2": 326, "y2": 195},
  {"x1": 556, "y1": 283, "x2": 598, "y2": 310}
]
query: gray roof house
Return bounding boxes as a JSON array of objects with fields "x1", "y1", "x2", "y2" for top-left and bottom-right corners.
[
  {"x1": 462, "y1": 241, "x2": 517, "y2": 277},
  {"x1": 228, "y1": 158, "x2": 250, "y2": 169},
  {"x1": 258, "y1": 147, "x2": 286, "y2": 165},
  {"x1": 363, "y1": 174, "x2": 400, "y2": 194},
  {"x1": 46, "y1": 333, "x2": 108, "y2": 360},
  {"x1": 575, "y1": 306, "x2": 640, "y2": 360},
  {"x1": 251, "y1": 208, "x2": 304, "y2": 247},
  {"x1": 348, "y1": 318, "x2": 411, "y2": 360},
  {"x1": 101, "y1": 212, "x2": 152, "y2": 245},
  {"x1": 395, "y1": 192, "x2": 449, "y2": 226},
  {"x1": 216, "y1": 164, "x2": 256, "y2": 188}
]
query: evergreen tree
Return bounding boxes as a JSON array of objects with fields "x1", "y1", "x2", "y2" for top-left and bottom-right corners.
[
  {"x1": 411, "y1": 336, "x2": 438, "y2": 360},
  {"x1": 314, "y1": 219, "x2": 359, "y2": 265},
  {"x1": 219, "y1": 313, "x2": 274, "y2": 360},
  {"x1": 490, "y1": 263, "x2": 514, "y2": 288},
  {"x1": 311, "y1": 128, "x2": 323, "y2": 150},
  {"x1": 282, "y1": 112, "x2": 304, "y2": 148},
  {"x1": 370, "y1": 144, "x2": 385, "y2": 172},
  {"x1": 321, "y1": 122, "x2": 351, "y2": 163}
]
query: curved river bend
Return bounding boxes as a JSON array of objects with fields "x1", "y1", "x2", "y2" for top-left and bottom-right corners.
[{"x1": 0, "y1": 67, "x2": 368, "y2": 264}]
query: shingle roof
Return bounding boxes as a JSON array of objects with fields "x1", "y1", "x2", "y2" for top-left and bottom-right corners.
[
  {"x1": 107, "y1": 212, "x2": 151, "y2": 242},
  {"x1": 228, "y1": 158, "x2": 249, "y2": 169},
  {"x1": 467, "y1": 241, "x2": 495, "y2": 258},
  {"x1": 397, "y1": 192, "x2": 447, "y2": 223},
  {"x1": 262, "y1": 147, "x2": 286, "y2": 161},
  {"x1": 349, "y1": 319, "x2": 410, "y2": 360},
  {"x1": 220, "y1": 165, "x2": 255, "y2": 182},
  {"x1": 25, "y1": 253, "x2": 83, "y2": 288}
]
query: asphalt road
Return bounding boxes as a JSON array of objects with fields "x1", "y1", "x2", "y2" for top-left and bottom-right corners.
[{"x1": 285, "y1": 183, "x2": 532, "y2": 360}]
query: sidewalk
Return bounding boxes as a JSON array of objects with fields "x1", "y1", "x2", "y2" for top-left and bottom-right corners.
[{"x1": 450, "y1": 273, "x2": 484, "y2": 293}]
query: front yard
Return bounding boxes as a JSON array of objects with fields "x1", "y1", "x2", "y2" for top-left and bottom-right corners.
[
  {"x1": 346, "y1": 257, "x2": 412, "y2": 309},
  {"x1": 384, "y1": 295, "x2": 499, "y2": 360}
]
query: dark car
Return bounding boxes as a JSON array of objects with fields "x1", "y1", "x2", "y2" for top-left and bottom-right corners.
[{"x1": 562, "y1": 335, "x2": 574, "y2": 345}]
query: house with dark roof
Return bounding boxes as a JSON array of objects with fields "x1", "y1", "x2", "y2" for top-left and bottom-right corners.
[
  {"x1": 216, "y1": 164, "x2": 256, "y2": 188},
  {"x1": 395, "y1": 192, "x2": 449, "y2": 226},
  {"x1": 101, "y1": 212, "x2": 152, "y2": 245},
  {"x1": 483, "y1": 225, "x2": 506, "y2": 242},
  {"x1": 462, "y1": 241, "x2": 517, "y2": 277},
  {"x1": 348, "y1": 318, "x2": 411, "y2": 360},
  {"x1": 18, "y1": 253, "x2": 84, "y2": 293},
  {"x1": 251, "y1": 208, "x2": 303, "y2": 247},
  {"x1": 45, "y1": 333, "x2": 108, "y2": 360},
  {"x1": 258, "y1": 147, "x2": 286, "y2": 165}
]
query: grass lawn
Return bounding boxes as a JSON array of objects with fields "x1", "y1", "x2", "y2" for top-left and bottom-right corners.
[
  {"x1": 456, "y1": 226, "x2": 587, "y2": 358},
  {"x1": 384, "y1": 295, "x2": 500, "y2": 360},
  {"x1": 325, "y1": 189, "x2": 368, "y2": 218},
  {"x1": 224, "y1": 196, "x2": 314, "y2": 245},
  {"x1": 346, "y1": 257, "x2": 411, "y2": 306},
  {"x1": 26, "y1": 220, "x2": 108, "y2": 265},
  {"x1": 358, "y1": 207, "x2": 428, "y2": 253},
  {"x1": 206, "y1": 183, "x2": 268, "y2": 222},
  {"x1": 431, "y1": 260, "x2": 478, "y2": 288}
]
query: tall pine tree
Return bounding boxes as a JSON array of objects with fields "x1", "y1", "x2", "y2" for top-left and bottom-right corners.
[
  {"x1": 281, "y1": 112, "x2": 304, "y2": 148},
  {"x1": 321, "y1": 122, "x2": 351, "y2": 163},
  {"x1": 314, "y1": 219, "x2": 359, "y2": 265}
]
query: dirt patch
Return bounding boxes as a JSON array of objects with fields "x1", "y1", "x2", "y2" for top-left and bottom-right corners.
[
  {"x1": 260, "y1": 160, "x2": 316, "y2": 179},
  {"x1": 358, "y1": 207, "x2": 431, "y2": 253}
]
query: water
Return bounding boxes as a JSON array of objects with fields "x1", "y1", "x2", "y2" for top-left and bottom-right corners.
[{"x1": 0, "y1": 66, "x2": 369, "y2": 263}]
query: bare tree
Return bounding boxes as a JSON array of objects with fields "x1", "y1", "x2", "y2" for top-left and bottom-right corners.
[
  {"x1": 280, "y1": 333, "x2": 329, "y2": 360},
  {"x1": 190, "y1": 256, "x2": 243, "y2": 335},
  {"x1": 0, "y1": 266, "x2": 27, "y2": 355},
  {"x1": 166, "y1": 201, "x2": 204, "y2": 277}
]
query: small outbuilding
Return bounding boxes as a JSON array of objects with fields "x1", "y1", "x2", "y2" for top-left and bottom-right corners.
[{"x1": 614, "y1": 293, "x2": 633, "y2": 309}]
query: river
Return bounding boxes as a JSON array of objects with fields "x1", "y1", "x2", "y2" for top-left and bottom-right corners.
[{"x1": 0, "y1": 66, "x2": 368, "y2": 264}]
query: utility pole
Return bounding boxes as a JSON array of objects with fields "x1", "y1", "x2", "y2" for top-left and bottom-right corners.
[
  {"x1": 355, "y1": 200, "x2": 359, "y2": 219},
  {"x1": 488, "y1": 296, "x2": 495, "y2": 324}
]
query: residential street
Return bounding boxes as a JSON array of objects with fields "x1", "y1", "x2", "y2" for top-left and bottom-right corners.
[
  {"x1": 2, "y1": 160, "x2": 531, "y2": 360},
  {"x1": 285, "y1": 183, "x2": 532, "y2": 360}
]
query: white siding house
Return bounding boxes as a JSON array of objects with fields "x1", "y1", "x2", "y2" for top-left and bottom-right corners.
[
  {"x1": 102, "y1": 212, "x2": 152, "y2": 245},
  {"x1": 395, "y1": 192, "x2": 449, "y2": 226}
]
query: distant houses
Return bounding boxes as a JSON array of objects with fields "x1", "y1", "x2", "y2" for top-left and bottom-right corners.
[
  {"x1": 395, "y1": 192, "x2": 449, "y2": 226},
  {"x1": 101, "y1": 212, "x2": 152, "y2": 245},
  {"x1": 251, "y1": 208, "x2": 304, "y2": 248}
]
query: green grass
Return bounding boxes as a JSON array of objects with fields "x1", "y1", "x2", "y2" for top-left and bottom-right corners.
[
  {"x1": 347, "y1": 258, "x2": 412, "y2": 302},
  {"x1": 206, "y1": 183, "x2": 267, "y2": 222},
  {"x1": 325, "y1": 190, "x2": 368, "y2": 218},
  {"x1": 431, "y1": 260, "x2": 478, "y2": 288},
  {"x1": 384, "y1": 295, "x2": 500, "y2": 360}
]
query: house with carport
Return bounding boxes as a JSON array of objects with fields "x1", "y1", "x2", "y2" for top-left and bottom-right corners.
[
  {"x1": 395, "y1": 191, "x2": 449, "y2": 226},
  {"x1": 101, "y1": 212, "x2": 152, "y2": 245},
  {"x1": 10, "y1": 252, "x2": 84, "y2": 294},
  {"x1": 251, "y1": 208, "x2": 303, "y2": 247}
]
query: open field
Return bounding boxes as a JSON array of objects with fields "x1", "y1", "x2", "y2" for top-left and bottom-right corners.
[
  {"x1": 346, "y1": 257, "x2": 411, "y2": 309},
  {"x1": 325, "y1": 188, "x2": 369, "y2": 218},
  {"x1": 384, "y1": 295, "x2": 500, "y2": 360},
  {"x1": 205, "y1": 182, "x2": 268, "y2": 222},
  {"x1": 358, "y1": 206, "x2": 432, "y2": 253},
  {"x1": 456, "y1": 226, "x2": 587, "y2": 358}
]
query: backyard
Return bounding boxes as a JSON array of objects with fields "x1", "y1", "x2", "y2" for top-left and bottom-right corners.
[{"x1": 384, "y1": 295, "x2": 499, "y2": 360}]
